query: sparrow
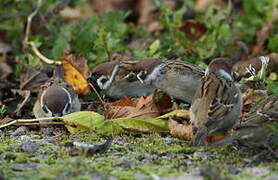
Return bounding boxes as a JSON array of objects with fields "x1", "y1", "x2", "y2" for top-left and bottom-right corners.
[
  {"x1": 33, "y1": 66, "x2": 81, "y2": 118},
  {"x1": 88, "y1": 58, "x2": 162, "y2": 99},
  {"x1": 233, "y1": 53, "x2": 278, "y2": 80},
  {"x1": 190, "y1": 58, "x2": 242, "y2": 146},
  {"x1": 211, "y1": 95, "x2": 278, "y2": 147},
  {"x1": 136, "y1": 61, "x2": 205, "y2": 103}
]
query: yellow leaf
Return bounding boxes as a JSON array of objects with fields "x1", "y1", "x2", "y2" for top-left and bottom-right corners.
[{"x1": 61, "y1": 54, "x2": 90, "y2": 95}]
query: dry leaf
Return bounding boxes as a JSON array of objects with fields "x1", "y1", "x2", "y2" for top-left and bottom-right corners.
[
  {"x1": 196, "y1": 0, "x2": 213, "y2": 12},
  {"x1": 248, "y1": 23, "x2": 273, "y2": 58},
  {"x1": 179, "y1": 19, "x2": 207, "y2": 41},
  {"x1": 104, "y1": 92, "x2": 160, "y2": 119},
  {"x1": 104, "y1": 91, "x2": 177, "y2": 119},
  {"x1": 61, "y1": 53, "x2": 90, "y2": 95},
  {"x1": 0, "y1": 116, "x2": 13, "y2": 126},
  {"x1": 168, "y1": 110, "x2": 193, "y2": 141}
]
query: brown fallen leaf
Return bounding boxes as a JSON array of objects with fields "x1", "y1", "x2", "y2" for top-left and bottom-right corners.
[
  {"x1": 20, "y1": 65, "x2": 50, "y2": 92},
  {"x1": 248, "y1": 23, "x2": 273, "y2": 58},
  {"x1": 104, "y1": 91, "x2": 177, "y2": 119},
  {"x1": 59, "y1": 6, "x2": 93, "y2": 21},
  {"x1": 61, "y1": 53, "x2": 90, "y2": 95},
  {"x1": 0, "y1": 116, "x2": 13, "y2": 126},
  {"x1": 168, "y1": 110, "x2": 193, "y2": 141},
  {"x1": 179, "y1": 19, "x2": 207, "y2": 41},
  {"x1": 104, "y1": 92, "x2": 160, "y2": 119},
  {"x1": 196, "y1": 0, "x2": 213, "y2": 12}
]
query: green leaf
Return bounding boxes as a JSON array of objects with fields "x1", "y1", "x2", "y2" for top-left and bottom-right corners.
[
  {"x1": 268, "y1": 35, "x2": 278, "y2": 53},
  {"x1": 149, "y1": 40, "x2": 160, "y2": 56},
  {"x1": 63, "y1": 111, "x2": 105, "y2": 134}
]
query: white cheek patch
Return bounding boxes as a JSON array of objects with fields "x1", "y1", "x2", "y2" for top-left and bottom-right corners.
[
  {"x1": 97, "y1": 64, "x2": 120, "y2": 90},
  {"x1": 137, "y1": 71, "x2": 145, "y2": 84},
  {"x1": 62, "y1": 87, "x2": 72, "y2": 114},
  {"x1": 205, "y1": 68, "x2": 209, "y2": 76},
  {"x1": 97, "y1": 75, "x2": 110, "y2": 90},
  {"x1": 40, "y1": 89, "x2": 47, "y2": 109},
  {"x1": 218, "y1": 70, "x2": 233, "y2": 81}
]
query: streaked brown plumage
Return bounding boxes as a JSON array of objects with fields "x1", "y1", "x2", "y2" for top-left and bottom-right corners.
[{"x1": 190, "y1": 58, "x2": 242, "y2": 146}]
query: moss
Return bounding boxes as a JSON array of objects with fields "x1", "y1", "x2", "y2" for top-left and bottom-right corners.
[{"x1": 0, "y1": 132, "x2": 277, "y2": 180}]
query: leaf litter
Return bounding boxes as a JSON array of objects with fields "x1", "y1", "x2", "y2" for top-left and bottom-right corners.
[{"x1": 0, "y1": 0, "x2": 278, "y2": 179}]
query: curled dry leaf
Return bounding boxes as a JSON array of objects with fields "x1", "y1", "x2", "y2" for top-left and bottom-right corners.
[
  {"x1": 168, "y1": 110, "x2": 193, "y2": 141},
  {"x1": 104, "y1": 93, "x2": 160, "y2": 119},
  {"x1": 179, "y1": 19, "x2": 207, "y2": 41},
  {"x1": 104, "y1": 91, "x2": 176, "y2": 119},
  {"x1": 61, "y1": 53, "x2": 90, "y2": 95}
]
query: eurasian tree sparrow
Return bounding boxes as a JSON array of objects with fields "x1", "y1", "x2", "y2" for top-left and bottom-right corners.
[
  {"x1": 88, "y1": 58, "x2": 162, "y2": 98},
  {"x1": 33, "y1": 67, "x2": 81, "y2": 118},
  {"x1": 190, "y1": 58, "x2": 242, "y2": 146},
  {"x1": 211, "y1": 96, "x2": 278, "y2": 146},
  {"x1": 137, "y1": 61, "x2": 205, "y2": 103}
]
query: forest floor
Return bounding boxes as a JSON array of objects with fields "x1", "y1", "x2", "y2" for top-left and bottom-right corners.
[{"x1": 0, "y1": 0, "x2": 278, "y2": 179}]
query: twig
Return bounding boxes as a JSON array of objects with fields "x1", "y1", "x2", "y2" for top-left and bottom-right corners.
[
  {"x1": 88, "y1": 83, "x2": 105, "y2": 105},
  {"x1": 28, "y1": 41, "x2": 61, "y2": 65},
  {"x1": 23, "y1": 0, "x2": 42, "y2": 45},
  {"x1": 23, "y1": 0, "x2": 61, "y2": 65},
  {"x1": 15, "y1": 121, "x2": 65, "y2": 126},
  {"x1": 0, "y1": 117, "x2": 63, "y2": 129}
]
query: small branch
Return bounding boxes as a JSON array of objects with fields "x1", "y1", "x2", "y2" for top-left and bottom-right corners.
[
  {"x1": 15, "y1": 121, "x2": 65, "y2": 126},
  {"x1": 28, "y1": 41, "x2": 61, "y2": 65},
  {"x1": 0, "y1": 117, "x2": 63, "y2": 129},
  {"x1": 23, "y1": 0, "x2": 61, "y2": 65},
  {"x1": 88, "y1": 83, "x2": 105, "y2": 105},
  {"x1": 23, "y1": 0, "x2": 42, "y2": 45}
]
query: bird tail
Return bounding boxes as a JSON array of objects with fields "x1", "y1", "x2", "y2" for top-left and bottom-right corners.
[{"x1": 191, "y1": 128, "x2": 208, "y2": 146}]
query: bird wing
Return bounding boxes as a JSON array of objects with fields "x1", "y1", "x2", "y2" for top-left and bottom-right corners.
[{"x1": 205, "y1": 74, "x2": 239, "y2": 128}]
